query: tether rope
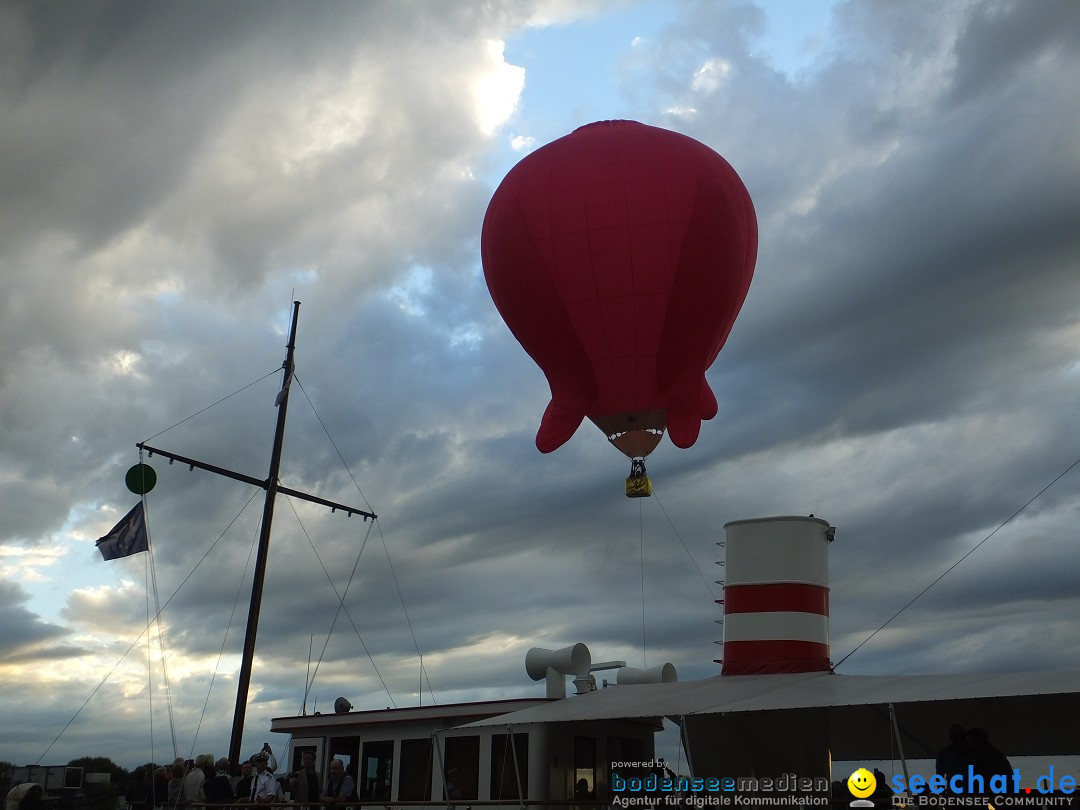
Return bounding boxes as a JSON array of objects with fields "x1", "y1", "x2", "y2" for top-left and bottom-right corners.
[{"x1": 639, "y1": 497, "x2": 648, "y2": 668}]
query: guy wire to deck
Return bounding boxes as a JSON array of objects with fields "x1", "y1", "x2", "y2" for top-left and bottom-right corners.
[{"x1": 834, "y1": 452, "x2": 1080, "y2": 669}]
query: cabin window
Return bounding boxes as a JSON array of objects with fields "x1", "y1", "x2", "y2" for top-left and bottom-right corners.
[
  {"x1": 490, "y1": 733, "x2": 529, "y2": 800},
  {"x1": 443, "y1": 735, "x2": 480, "y2": 800},
  {"x1": 358, "y1": 740, "x2": 393, "y2": 800},
  {"x1": 326, "y1": 737, "x2": 359, "y2": 791},
  {"x1": 398, "y1": 738, "x2": 433, "y2": 801},
  {"x1": 574, "y1": 736, "x2": 597, "y2": 800}
]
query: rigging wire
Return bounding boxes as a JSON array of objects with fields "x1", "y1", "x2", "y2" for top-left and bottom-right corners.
[
  {"x1": 374, "y1": 518, "x2": 438, "y2": 706},
  {"x1": 66, "y1": 349, "x2": 427, "y2": 751},
  {"x1": 294, "y1": 374, "x2": 436, "y2": 703},
  {"x1": 36, "y1": 489, "x2": 262, "y2": 763},
  {"x1": 292, "y1": 375, "x2": 378, "y2": 517},
  {"x1": 301, "y1": 634, "x2": 314, "y2": 715},
  {"x1": 57, "y1": 322, "x2": 406, "y2": 761},
  {"x1": 141, "y1": 369, "x2": 282, "y2": 443},
  {"x1": 190, "y1": 510, "x2": 262, "y2": 757},
  {"x1": 834, "y1": 453, "x2": 1080, "y2": 669},
  {"x1": 145, "y1": 494, "x2": 180, "y2": 761},
  {"x1": 286, "y1": 496, "x2": 396, "y2": 706},
  {"x1": 145, "y1": 540, "x2": 155, "y2": 769}
]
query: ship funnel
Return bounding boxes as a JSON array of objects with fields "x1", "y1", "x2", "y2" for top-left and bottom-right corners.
[{"x1": 718, "y1": 516, "x2": 832, "y2": 675}]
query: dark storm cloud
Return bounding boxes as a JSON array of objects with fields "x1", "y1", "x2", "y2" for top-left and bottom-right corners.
[
  {"x1": 0, "y1": 480, "x2": 72, "y2": 543},
  {"x1": 0, "y1": 580, "x2": 75, "y2": 659},
  {"x1": 600, "y1": 3, "x2": 1080, "y2": 707},
  {"x1": 0, "y1": 0, "x2": 557, "y2": 763}
]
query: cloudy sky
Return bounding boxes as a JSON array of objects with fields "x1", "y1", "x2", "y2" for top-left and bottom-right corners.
[{"x1": 3, "y1": 0, "x2": 1080, "y2": 771}]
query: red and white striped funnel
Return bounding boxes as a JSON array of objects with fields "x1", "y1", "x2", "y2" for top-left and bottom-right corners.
[{"x1": 717, "y1": 516, "x2": 833, "y2": 675}]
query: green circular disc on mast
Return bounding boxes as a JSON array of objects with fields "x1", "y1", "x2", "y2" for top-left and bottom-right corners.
[{"x1": 126, "y1": 463, "x2": 157, "y2": 494}]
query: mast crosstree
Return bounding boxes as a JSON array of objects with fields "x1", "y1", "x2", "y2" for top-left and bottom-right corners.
[{"x1": 136, "y1": 301, "x2": 376, "y2": 768}]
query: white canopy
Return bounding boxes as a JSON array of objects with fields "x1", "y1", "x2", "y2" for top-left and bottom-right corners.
[{"x1": 463, "y1": 670, "x2": 1080, "y2": 762}]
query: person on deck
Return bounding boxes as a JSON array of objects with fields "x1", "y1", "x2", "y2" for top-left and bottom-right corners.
[
  {"x1": 181, "y1": 755, "x2": 213, "y2": 804},
  {"x1": 936, "y1": 724, "x2": 973, "y2": 780},
  {"x1": 248, "y1": 751, "x2": 283, "y2": 804},
  {"x1": 202, "y1": 759, "x2": 236, "y2": 806},
  {"x1": 168, "y1": 760, "x2": 187, "y2": 803},
  {"x1": 125, "y1": 768, "x2": 153, "y2": 810},
  {"x1": 257, "y1": 744, "x2": 278, "y2": 773},
  {"x1": 967, "y1": 727, "x2": 1013, "y2": 792},
  {"x1": 281, "y1": 751, "x2": 322, "y2": 809},
  {"x1": 152, "y1": 767, "x2": 170, "y2": 810},
  {"x1": 233, "y1": 760, "x2": 254, "y2": 801},
  {"x1": 318, "y1": 759, "x2": 354, "y2": 806}
]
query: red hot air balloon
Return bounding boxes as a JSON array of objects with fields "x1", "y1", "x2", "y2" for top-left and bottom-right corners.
[{"x1": 481, "y1": 120, "x2": 757, "y2": 494}]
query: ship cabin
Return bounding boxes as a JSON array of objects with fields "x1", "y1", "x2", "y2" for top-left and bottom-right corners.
[{"x1": 269, "y1": 644, "x2": 670, "y2": 806}]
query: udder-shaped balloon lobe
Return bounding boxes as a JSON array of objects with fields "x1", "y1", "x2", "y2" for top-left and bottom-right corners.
[
  {"x1": 658, "y1": 166, "x2": 757, "y2": 448},
  {"x1": 481, "y1": 195, "x2": 594, "y2": 452}
]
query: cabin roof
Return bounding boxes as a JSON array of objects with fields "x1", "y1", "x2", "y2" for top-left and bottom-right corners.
[{"x1": 270, "y1": 697, "x2": 553, "y2": 734}]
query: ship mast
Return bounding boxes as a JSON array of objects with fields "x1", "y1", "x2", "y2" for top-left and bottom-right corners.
[
  {"x1": 137, "y1": 301, "x2": 376, "y2": 768},
  {"x1": 230, "y1": 299, "x2": 297, "y2": 769}
]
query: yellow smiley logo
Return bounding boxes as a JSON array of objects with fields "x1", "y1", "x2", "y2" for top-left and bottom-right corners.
[{"x1": 847, "y1": 768, "x2": 876, "y2": 799}]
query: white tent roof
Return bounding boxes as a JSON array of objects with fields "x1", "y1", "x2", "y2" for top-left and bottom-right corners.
[
  {"x1": 464, "y1": 670, "x2": 1080, "y2": 723},
  {"x1": 463, "y1": 670, "x2": 1080, "y2": 759}
]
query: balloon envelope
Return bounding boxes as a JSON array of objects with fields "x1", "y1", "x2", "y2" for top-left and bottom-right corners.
[{"x1": 482, "y1": 120, "x2": 757, "y2": 456}]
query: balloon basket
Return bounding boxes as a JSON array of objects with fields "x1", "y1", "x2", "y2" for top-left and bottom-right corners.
[{"x1": 625, "y1": 474, "x2": 653, "y2": 498}]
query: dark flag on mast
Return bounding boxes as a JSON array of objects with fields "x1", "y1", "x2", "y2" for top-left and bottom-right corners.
[{"x1": 96, "y1": 501, "x2": 149, "y2": 560}]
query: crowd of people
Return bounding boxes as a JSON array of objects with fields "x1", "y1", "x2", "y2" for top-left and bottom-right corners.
[{"x1": 123, "y1": 746, "x2": 356, "y2": 809}]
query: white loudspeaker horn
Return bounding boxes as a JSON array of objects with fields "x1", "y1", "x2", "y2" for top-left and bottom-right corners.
[
  {"x1": 616, "y1": 663, "x2": 677, "y2": 685},
  {"x1": 525, "y1": 643, "x2": 591, "y2": 698},
  {"x1": 525, "y1": 643, "x2": 591, "y2": 679}
]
